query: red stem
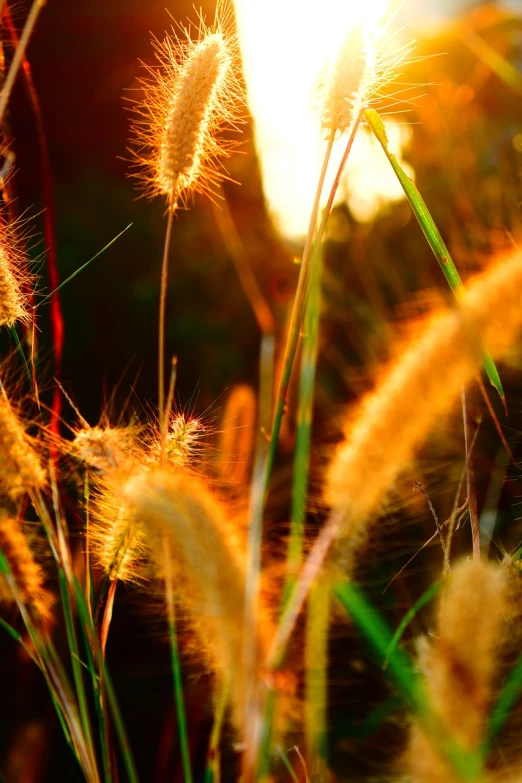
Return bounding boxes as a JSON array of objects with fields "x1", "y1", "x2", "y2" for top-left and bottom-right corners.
[{"x1": 3, "y1": 4, "x2": 63, "y2": 439}]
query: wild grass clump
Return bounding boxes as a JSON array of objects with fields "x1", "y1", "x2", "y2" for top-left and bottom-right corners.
[{"x1": 2, "y1": 3, "x2": 522, "y2": 782}]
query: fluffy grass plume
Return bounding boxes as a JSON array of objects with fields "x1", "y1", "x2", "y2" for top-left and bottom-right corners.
[
  {"x1": 121, "y1": 467, "x2": 277, "y2": 733},
  {"x1": 406, "y1": 560, "x2": 506, "y2": 783},
  {"x1": 319, "y1": 21, "x2": 414, "y2": 135},
  {"x1": 71, "y1": 424, "x2": 135, "y2": 475},
  {"x1": 0, "y1": 391, "x2": 45, "y2": 499},
  {"x1": 151, "y1": 412, "x2": 209, "y2": 468},
  {"x1": 0, "y1": 220, "x2": 31, "y2": 329},
  {"x1": 324, "y1": 250, "x2": 522, "y2": 571},
  {"x1": 88, "y1": 462, "x2": 152, "y2": 584},
  {"x1": 0, "y1": 513, "x2": 53, "y2": 622},
  {"x1": 129, "y1": 3, "x2": 243, "y2": 209},
  {"x1": 218, "y1": 383, "x2": 256, "y2": 486}
]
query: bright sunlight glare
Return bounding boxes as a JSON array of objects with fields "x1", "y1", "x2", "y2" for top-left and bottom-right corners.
[{"x1": 233, "y1": 0, "x2": 411, "y2": 239}]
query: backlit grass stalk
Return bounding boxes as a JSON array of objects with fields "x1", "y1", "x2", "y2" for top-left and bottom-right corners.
[
  {"x1": 0, "y1": 0, "x2": 47, "y2": 128},
  {"x1": 286, "y1": 244, "x2": 323, "y2": 592},
  {"x1": 304, "y1": 578, "x2": 330, "y2": 778},
  {"x1": 243, "y1": 124, "x2": 336, "y2": 779},
  {"x1": 164, "y1": 535, "x2": 193, "y2": 783},
  {"x1": 247, "y1": 120, "x2": 360, "y2": 778}
]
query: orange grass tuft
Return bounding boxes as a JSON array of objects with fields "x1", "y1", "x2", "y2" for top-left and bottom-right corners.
[
  {"x1": 129, "y1": 4, "x2": 244, "y2": 209},
  {"x1": 324, "y1": 250, "x2": 522, "y2": 571},
  {"x1": 0, "y1": 391, "x2": 45, "y2": 499},
  {"x1": 0, "y1": 513, "x2": 53, "y2": 622},
  {"x1": 406, "y1": 560, "x2": 507, "y2": 782}
]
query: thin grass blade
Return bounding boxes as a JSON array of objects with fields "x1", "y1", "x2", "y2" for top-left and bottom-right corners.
[{"x1": 364, "y1": 107, "x2": 504, "y2": 403}]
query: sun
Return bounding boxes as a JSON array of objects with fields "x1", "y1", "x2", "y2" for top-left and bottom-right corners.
[{"x1": 233, "y1": 0, "x2": 408, "y2": 239}]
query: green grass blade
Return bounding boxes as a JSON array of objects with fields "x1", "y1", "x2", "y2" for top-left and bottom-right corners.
[
  {"x1": 334, "y1": 581, "x2": 483, "y2": 780},
  {"x1": 286, "y1": 245, "x2": 323, "y2": 595},
  {"x1": 485, "y1": 652, "x2": 522, "y2": 751},
  {"x1": 58, "y1": 568, "x2": 99, "y2": 778},
  {"x1": 39, "y1": 223, "x2": 133, "y2": 305},
  {"x1": 305, "y1": 579, "x2": 330, "y2": 778},
  {"x1": 384, "y1": 581, "x2": 442, "y2": 668},
  {"x1": 364, "y1": 107, "x2": 504, "y2": 402},
  {"x1": 73, "y1": 582, "x2": 140, "y2": 783},
  {"x1": 10, "y1": 326, "x2": 35, "y2": 394},
  {"x1": 278, "y1": 747, "x2": 300, "y2": 782},
  {"x1": 334, "y1": 581, "x2": 425, "y2": 714},
  {"x1": 71, "y1": 576, "x2": 112, "y2": 783},
  {"x1": 165, "y1": 568, "x2": 193, "y2": 783}
]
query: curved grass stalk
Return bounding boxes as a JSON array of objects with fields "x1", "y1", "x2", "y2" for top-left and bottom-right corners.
[
  {"x1": 0, "y1": 0, "x2": 46, "y2": 128},
  {"x1": 158, "y1": 199, "x2": 176, "y2": 439},
  {"x1": 364, "y1": 107, "x2": 505, "y2": 407},
  {"x1": 164, "y1": 536, "x2": 193, "y2": 783},
  {"x1": 242, "y1": 126, "x2": 336, "y2": 779}
]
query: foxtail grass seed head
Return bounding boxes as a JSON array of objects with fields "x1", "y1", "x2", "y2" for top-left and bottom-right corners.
[
  {"x1": 406, "y1": 560, "x2": 507, "y2": 783},
  {"x1": 162, "y1": 413, "x2": 208, "y2": 468},
  {"x1": 319, "y1": 21, "x2": 413, "y2": 136},
  {"x1": 122, "y1": 467, "x2": 276, "y2": 733},
  {"x1": 325, "y1": 250, "x2": 522, "y2": 572},
  {"x1": 0, "y1": 221, "x2": 30, "y2": 329},
  {"x1": 0, "y1": 513, "x2": 53, "y2": 622},
  {"x1": 89, "y1": 462, "x2": 151, "y2": 583},
  {"x1": 71, "y1": 425, "x2": 134, "y2": 475},
  {"x1": 129, "y1": 9, "x2": 243, "y2": 209},
  {"x1": 0, "y1": 394, "x2": 45, "y2": 499}
]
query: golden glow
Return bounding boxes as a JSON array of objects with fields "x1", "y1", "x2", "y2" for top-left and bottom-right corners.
[{"x1": 234, "y1": 0, "x2": 410, "y2": 238}]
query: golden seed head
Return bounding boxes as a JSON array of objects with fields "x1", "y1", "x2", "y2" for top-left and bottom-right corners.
[
  {"x1": 129, "y1": 11, "x2": 243, "y2": 209},
  {"x1": 406, "y1": 560, "x2": 507, "y2": 782},
  {"x1": 89, "y1": 462, "x2": 151, "y2": 583},
  {"x1": 71, "y1": 425, "x2": 132, "y2": 475},
  {"x1": 0, "y1": 222, "x2": 31, "y2": 329},
  {"x1": 320, "y1": 26, "x2": 369, "y2": 134},
  {"x1": 164, "y1": 414, "x2": 208, "y2": 467},
  {"x1": 157, "y1": 34, "x2": 230, "y2": 199},
  {"x1": 0, "y1": 394, "x2": 45, "y2": 499},
  {"x1": 324, "y1": 250, "x2": 522, "y2": 572},
  {"x1": 0, "y1": 513, "x2": 53, "y2": 622},
  {"x1": 319, "y1": 22, "x2": 414, "y2": 135},
  {"x1": 122, "y1": 467, "x2": 276, "y2": 732}
]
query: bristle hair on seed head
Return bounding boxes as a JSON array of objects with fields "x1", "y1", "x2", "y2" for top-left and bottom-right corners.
[
  {"x1": 318, "y1": 21, "x2": 415, "y2": 136},
  {"x1": 406, "y1": 560, "x2": 507, "y2": 783},
  {"x1": 0, "y1": 217, "x2": 32, "y2": 329},
  {"x1": 324, "y1": 250, "x2": 522, "y2": 573},
  {"x1": 129, "y1": 4, "x2": 244, "y2": 210},
  {"x1": 0, "y1": 513, "x2": 53, "y2": 623},
  {"x1": 162, "y1": 412, "x2": 209, "y2": 468},
  {"x1": 71, "y1": 424, "x2": 135, "y2": 475},
  {"x1": 89, "y1": 461, "x2": 152, "y2": 583},
  {"x1": 0, "y1": 392, "x2": 45, "y2": 499}
]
